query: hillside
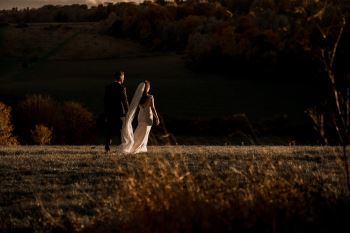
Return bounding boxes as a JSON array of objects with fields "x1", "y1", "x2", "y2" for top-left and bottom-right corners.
[{"x1": 0, "y1": 22, "x2": 326, "y2": 144}]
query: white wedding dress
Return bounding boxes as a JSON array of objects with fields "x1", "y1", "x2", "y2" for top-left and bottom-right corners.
[{"x1": 119, "y1": 82, "x2": 154, "y2": 154}]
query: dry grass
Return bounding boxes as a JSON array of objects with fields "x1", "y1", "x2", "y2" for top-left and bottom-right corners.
[{"x1": 0, "y1": 146, "x2": 349, "y2": 233}]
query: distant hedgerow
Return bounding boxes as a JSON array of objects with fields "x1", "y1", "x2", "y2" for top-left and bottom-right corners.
[{"x1": 0, "y1": 102, "x2": 18, "y2": 145}]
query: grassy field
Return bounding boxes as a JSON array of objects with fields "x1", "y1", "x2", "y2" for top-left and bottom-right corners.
[
  {"x1": 0, "y1": 146, "x2": 349, "y2": 232},
  {"x1": 0, "y1": 23, "x2": 323, "y2": 121}
]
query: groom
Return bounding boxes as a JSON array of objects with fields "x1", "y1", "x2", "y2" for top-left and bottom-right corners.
[{"x1": 104, "y1": 71, "x2": 129, "y2": 152}]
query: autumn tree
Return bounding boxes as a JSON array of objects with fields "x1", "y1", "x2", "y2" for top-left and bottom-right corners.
[{"x1": 0, "y1": 102, "x2": 18, "y2": 145}]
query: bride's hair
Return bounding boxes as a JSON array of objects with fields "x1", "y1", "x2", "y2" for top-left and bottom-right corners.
[{"x1": 139, "y1": 80, "x2": 150, "y2": 105}]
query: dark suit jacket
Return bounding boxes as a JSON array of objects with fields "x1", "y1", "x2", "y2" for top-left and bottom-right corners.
[{"x1": 104, "y1": 82, "x2": 129, "y2": 118}]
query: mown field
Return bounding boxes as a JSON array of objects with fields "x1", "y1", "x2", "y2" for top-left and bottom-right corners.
[{"x1": 0, "y1": 146, "x2": 349, "y2": 233}]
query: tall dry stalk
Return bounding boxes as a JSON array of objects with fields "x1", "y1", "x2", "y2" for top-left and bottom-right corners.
[
  {"x1": 306, "y1": 5, "x2": 350, "y2": 192},
  {"x1": 306, "y1": 107, "x2": 328, "y2": 145},
  {"x1": 320, "y1": 16, "x2": 349, "y2": 192}
]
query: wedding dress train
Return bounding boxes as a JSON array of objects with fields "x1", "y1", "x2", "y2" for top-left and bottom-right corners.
[
  {"x1": 130, "y1": 96, "x2": 155, "y2": 153},
  {"x1": 119, "y1": 82, "x2": 154, "y2": 154}
]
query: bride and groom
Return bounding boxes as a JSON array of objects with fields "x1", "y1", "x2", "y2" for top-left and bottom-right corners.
[{"x1": 104, "y1": 71, "x2": 160, "y2": 154}]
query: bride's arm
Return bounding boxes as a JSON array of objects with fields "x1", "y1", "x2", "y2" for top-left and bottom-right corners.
[{"x1": 151, "y1": 96, "x2": 160, "y2": 125}]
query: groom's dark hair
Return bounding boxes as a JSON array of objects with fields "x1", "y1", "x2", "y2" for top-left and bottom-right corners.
[{"x1": 114, "y1": 71, "x2": 124, "y2": 81}]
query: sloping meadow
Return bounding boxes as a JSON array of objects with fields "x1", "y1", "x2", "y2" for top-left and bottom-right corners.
[{"x1": 0, "y1": 146, "x2": 349, "y2": 233}]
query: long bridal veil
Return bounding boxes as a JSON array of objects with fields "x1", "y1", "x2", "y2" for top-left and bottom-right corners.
[{"x1": 119, "y1": 82, "x2": 145, "y2": 153}]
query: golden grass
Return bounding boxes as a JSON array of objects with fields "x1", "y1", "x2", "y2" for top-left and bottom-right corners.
[{"x1": 0, "y1": 146, "x2": 349, "y2": 233}]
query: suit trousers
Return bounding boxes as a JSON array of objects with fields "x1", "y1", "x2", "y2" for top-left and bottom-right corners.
[{"x1": 105, "y1": 116, "x2": 123, "y2": 151}]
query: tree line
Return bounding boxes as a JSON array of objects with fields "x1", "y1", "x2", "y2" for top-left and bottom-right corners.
[{"x1": 0, "y1": 0, "x2": 349, "y2": 79}]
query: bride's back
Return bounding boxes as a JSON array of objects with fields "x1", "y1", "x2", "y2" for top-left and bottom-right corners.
[
  {"x1": 140, "y1": 95, "x2": 152, "y2": 108},
  {"x1": 138, "y1": 95, "x2": 153, "y2": 125}
]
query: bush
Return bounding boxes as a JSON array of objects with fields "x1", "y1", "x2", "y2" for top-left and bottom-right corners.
[
  {"x1": 0, "y1": 102, "x2": 18, "y2": 145},
  {"x1": 15, "y1": 95, "x2": 96, "y2": 144},
  {"x1": 31, "y1": 124, "x2": 53, "y2": 145},
  {"x1": 61, "y1": 101, "x2": 96, "y2": 144},
  {"x1": 15, "y1": 95, "x2": 60, "y2": 144}
]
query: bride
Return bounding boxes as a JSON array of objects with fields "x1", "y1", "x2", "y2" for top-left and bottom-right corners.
[{"x1": 120, "y1": 80, "x2": 160, "y2": 154}]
